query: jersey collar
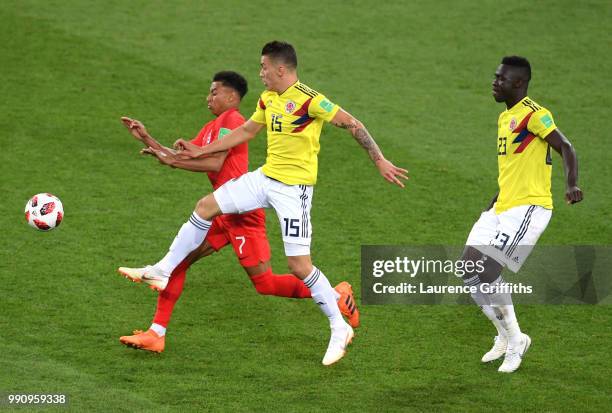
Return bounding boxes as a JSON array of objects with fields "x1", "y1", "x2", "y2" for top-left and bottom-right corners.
[{"x1": 279, "y1": 80, "x2": 300, "y2": 97}]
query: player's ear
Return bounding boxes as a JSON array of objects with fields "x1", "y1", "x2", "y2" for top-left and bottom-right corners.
[{"x1": 513, "y1": 74, "x2": 528, "y2": 89}]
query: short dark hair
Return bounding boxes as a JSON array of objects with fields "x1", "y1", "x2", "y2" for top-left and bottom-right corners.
[
  {"x1": 261, "y1": 41, "x2": 298, "y2": 70},
  {"x1": 501, "y1": 56, "x2": 531, "y2": 81},
  {"x1": 212, "y1": 71, "x2": 248, "y2": 99}
]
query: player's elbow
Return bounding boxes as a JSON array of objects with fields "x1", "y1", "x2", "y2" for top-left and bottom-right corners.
[
  {"x1": 560, "y1": 140, "x2": 576, "y2": 157},
  {"x1": 349, "y1": 118, "x2": 364, "y2": 132}
]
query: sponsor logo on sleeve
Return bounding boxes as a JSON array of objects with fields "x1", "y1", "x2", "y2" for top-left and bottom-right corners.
[
  {"x1": 319, "y1": 99, "x2": 335, "y2": 113},
  {"x1": 540, "y1": 114, "x2": 553, "y2": 128},
  {"x1": 218, "y1": 128, "x2": 231, "y2": 140}
]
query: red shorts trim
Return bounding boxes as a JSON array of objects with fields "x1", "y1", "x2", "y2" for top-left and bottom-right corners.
[{"x1": 205, "y1": 216, "x2": 271, "y2": 267}]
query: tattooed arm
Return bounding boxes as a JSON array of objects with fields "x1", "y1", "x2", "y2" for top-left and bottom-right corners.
[{"x1": 330, "y1": 109, "x2": 409, "y2": 187}]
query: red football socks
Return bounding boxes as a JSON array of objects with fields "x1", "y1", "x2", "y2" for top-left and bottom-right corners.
[
  {"x1": 250, "y1": 269, "x2": 312, "y2": 298},
  {"x1": 153, "y1": 264, "x2": 312, "y2": 328},
  {"x1": 152, "y1": 258, "x2": 190, "y2": 328}
]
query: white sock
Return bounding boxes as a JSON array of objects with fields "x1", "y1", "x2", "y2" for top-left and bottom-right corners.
[
  {"x1": 150, "y1": 323, "x2": 166, "y2": 337},
  {"x1": 486, "y1": 276, "x2": 522, "y2": 347},
  {"x1": 303, "y1": 267, "x2": 344, "y2": 328},
  {"x1": 481, "y1": 305, "x2": 506, "y2": 339},
  {"x1": 155, "y1": 212, "x2": 211, "y2": 275},
  {"x1": 465, "y1": 275, "x2": 507, "y2": 340},
  {"x1": 495, "y1": 305, "x2": 522, "y2": 347}
]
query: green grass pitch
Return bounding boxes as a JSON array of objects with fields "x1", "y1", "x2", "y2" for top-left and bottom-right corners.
[{"x1": 1, "y1": 1, "x2": 610, "y2": 411}]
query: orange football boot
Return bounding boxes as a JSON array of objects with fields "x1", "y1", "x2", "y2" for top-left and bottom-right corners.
[
  {"x1": 119, "y1": 329, "x2": 165, "y2": 353},
  {"x1": 335, "y1": 281, "x2": 360, "y2": 328}
]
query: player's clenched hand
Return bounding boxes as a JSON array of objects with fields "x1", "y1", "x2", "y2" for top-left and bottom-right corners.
[
  {"x1": 121, "y1": 117, "x2": 150, "y2": 141},
  {"x1": 566, "y1": 186, "x2": 583, "y2": 204},
  {"x1": 376, "y1": 159, "x2": 409, "y2": 188}
]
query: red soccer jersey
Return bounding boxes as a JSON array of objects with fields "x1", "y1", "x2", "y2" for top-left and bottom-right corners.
[
  {"x1": 190, "y1": 107, "x2": 248, "y2": 190},
  {"x1": 190, "y1": 108, "x2": 265, "y2": 233}
]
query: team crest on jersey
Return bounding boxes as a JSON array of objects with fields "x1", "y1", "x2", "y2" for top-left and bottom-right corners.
[
  {"x1": 205, "y1": 131, "x2": 212, "y2": 145},
  {"x1": 285, "y1": 100, "x2": 296, "y2": 114},
  {"x1": 509, "y1": 117, "x2": 517, "y2": 131}
]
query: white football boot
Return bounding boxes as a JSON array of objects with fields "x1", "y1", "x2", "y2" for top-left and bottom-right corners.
[
  {"x1": 481, "y1": 335, "x2": 508, "y2": 363},
  {"x1": 498, "y1": 333, "x2": 531, "y2": 373},
  {"x1": 322, "y1": 322, "x2": 354, "y2": 366},
  {"x1": 118, "y1": 265, "x2": 169, "y2": 292}
]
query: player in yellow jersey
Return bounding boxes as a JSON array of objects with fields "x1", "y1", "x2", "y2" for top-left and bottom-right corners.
[
  {"x1": 460, "y1": 56, "x2": 582, "y2": 373},
  {"x1": 126, "y1": 41, "x2": 408, "y2": 366}
]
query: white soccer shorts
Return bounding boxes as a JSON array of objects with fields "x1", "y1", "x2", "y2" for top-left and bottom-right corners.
[
  {"x1": 466, "y1": 204, "x2": 552, "y2": 273},
  {"x1": 213, "y1": 168, "x2": 313, "y2": 256}
]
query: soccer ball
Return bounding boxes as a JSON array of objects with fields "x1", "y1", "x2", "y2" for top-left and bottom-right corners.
[{"x1": 25, "y1": 193, "x2": 64, "y2": 231}]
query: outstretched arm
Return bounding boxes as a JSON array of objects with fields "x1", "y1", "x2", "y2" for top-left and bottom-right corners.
[
  {"x1": 121, "y1": 116, "x2": 179, "y2": 163},
  {"x1": 120, "y1": 117, "x2": 169, "y2": 152},
  {"x1": 330, "y1": 109, "x2": 409, "y2": 188},
  {"x1": 121, "y1": 116, "x2": 227, "y2": 172},
  {"x1": 142, "y1": 147, "x2": 228, "y2": 173},
  {"x1": 175, "y1": 120, "x2": 264, "y2": 159},
  {"x1": 545, "y1": 130, "x2": 583, "y2": 204}
]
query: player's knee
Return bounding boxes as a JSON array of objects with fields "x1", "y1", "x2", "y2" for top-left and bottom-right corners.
[
  {"x1": 461, "y1": 246, "x2": 503, "y2": 283},
  {"x1": 478, "y1": 260, "x2": 503, "y2": 283},
  {"x1": 194, "y1": 194, "x2": 219, "y2": 220},
  {"x1": 287, "y1": 261, "x2": 311, "y2": 279}
]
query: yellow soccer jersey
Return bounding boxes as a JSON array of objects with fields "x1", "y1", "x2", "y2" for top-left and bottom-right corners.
[
  {"x1": 495, "y1": 97, "x2": 557, "y2": 213},
  {"x1": 250, "y1": 81, "x2": 340, "y2": 185}
]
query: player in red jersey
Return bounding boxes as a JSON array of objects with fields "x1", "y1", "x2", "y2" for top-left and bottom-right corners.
[{"x1": 118, "y1": 71, "x2": 358, "y2": 352}]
